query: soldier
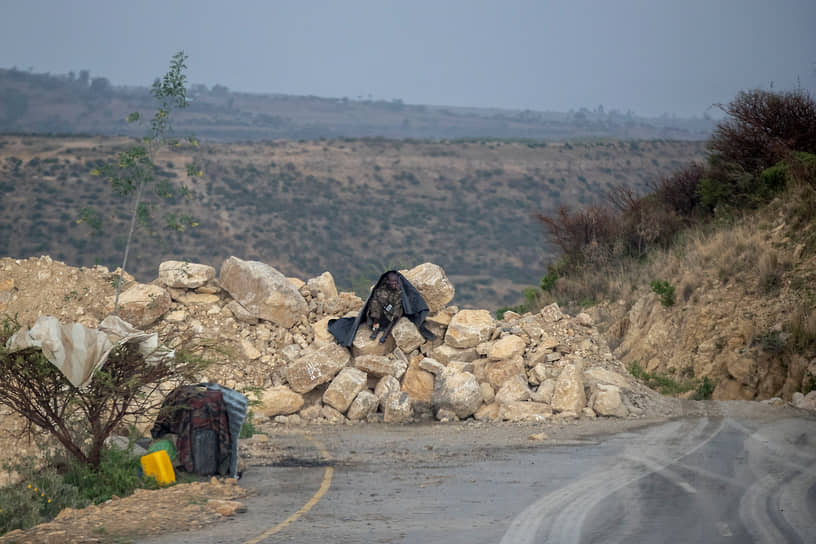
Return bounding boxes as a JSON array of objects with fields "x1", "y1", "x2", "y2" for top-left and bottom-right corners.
[{"x1": 366, "y1": 271, "x2": 404, "y2": 343}]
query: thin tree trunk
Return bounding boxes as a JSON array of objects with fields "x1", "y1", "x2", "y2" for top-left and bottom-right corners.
[{"x1": 113, "y1": 180, "x2": 146, "y2": 315}]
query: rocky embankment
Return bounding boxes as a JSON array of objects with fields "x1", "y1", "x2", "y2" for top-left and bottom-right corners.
[{"x1": 1, "y1": 255, "x2": 682, "y2": 430}]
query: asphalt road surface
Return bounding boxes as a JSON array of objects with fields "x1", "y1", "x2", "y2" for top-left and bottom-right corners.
[{"x1": 140, "y1": 405, "x2": 816, "y2": 544}]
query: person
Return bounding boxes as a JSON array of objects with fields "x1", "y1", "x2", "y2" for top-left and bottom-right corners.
[
  {"x1": 366, "y1": 271, "x2": 404, "y2": 343},
  {"x1": 327, "y1": 270, "x2": 436, "y2": 348}
]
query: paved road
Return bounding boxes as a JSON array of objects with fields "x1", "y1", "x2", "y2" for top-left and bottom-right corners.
[{"x1": 140, "y1": 412, "x2": 816, "y2": 544}]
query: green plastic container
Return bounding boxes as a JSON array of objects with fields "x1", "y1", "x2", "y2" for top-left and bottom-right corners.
[{"x1": 147, "y1": 438, "x2": 177, "y2": 463}]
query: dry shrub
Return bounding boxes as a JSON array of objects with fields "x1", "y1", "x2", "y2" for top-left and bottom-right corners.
[
  {"x1": 648, "y1": 163, "x2": 705, "y2": 217},
  {"x1": 536, "y1": 205, "x2": 619, "y2": 265},
  {"x1": 710, "y1": 89, "x2": 816, "y2": 174},
  {"x1": 789, "y1": 305, "x2": 816, "y2": 351},
  {"x1": 757, "y1": 249, "x2": 782, "y2": 294}
]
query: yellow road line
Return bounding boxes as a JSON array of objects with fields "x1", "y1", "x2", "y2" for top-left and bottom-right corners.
[{"x1": 243, "y1": 434, "x2": 333, "y2": 544}]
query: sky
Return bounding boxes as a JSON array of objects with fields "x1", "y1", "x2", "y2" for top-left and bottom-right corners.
[{"x1": 0, "y1": 0, "x2": 814, "y2": 118}]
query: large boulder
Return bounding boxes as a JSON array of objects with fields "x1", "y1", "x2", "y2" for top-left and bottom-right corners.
[
  {"x1": 445, "y1": 310, "x2": 495, "y2": 349},
  {"x1": 383, "y1": 392, "x2": 414, "y2": 423},
  {"x1": 347, "y1": 391, "x2": 379, "y2": 421},
  {"x1": 401, "y1": 263, "x2": 455, "y2": 313},
  {"x1": 110, "y1": 283, "x2": 171, "y2": 328},
  {"x1": 306, "y1": 271, "x2": 338, "y2": 300},
  {"x1": 286, "y1": 343, "x2": 351, "y2": 394},
  {"x1": 591, "y1": 384, "x2": 628, "y2": 417},
  {"x1": 351, "y1": 326, "x2": 395, "y2": 356},
  {"x1": 391, "y1": 318, "x2": 425, "y2": 353},
  {"x1": 323, "y1": 367, "x2": 368, "y2": 413},
  {"x1": 431, "y1": 368, "x2": 482, "y2": 419},
  {"x1": 219, "y1": 257, "x2": 307, "y2": 328},
  {"x1": 488, "y1": 335, "x2": 526, "y2": 361},
  {"x1": 485, "y1": 356, "x2": 525, "y2": 389},
  {"x1": 158, "y1": 260, "x2": 216, "y2": 289},
  {"x1": 259, "y1": 386, "x2": 304, "y2": 417},
  {"x1": 551, "y1": 363, "x2": 586, "y2": 413},
  {"x1": 498, "y1": 401, "x2": 552, "y2": 422},
  {"x1": 353, "y1": 354, "x2": 407, "y2": 379},
  {"x1": 401, "y1": 358, "x2": 435, "y2": 403}
]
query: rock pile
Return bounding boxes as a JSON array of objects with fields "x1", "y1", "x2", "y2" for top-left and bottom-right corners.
[
  {"x1": 1, "y1": 256, "x2": 684, "y2": 433},
  {"x1": 3, "y1": 256, "x2": 674, "y2": 426}
]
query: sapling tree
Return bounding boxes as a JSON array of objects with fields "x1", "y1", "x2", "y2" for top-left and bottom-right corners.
[{"x1": 80, "y1": 51, "x2": 201, "y2": 313}]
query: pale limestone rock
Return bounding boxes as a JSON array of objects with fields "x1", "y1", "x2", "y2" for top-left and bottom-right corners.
[
  {"x1": 347, "y1": 390, "x2": 379, "y2": 421},
  {"x1": 225, "y1": 300, "x2": 258, "y2": 324},
  {"x1": 532, "y1": 379, "x2": 556, "y2": 404},
  {"x1": 432, "y1": 344, "x2": 479, "y2": 364},
  {"x1": 448, "y1": 361, "x2": 474, "y2": 373},
  {"x1": 375, "y1": 375, "x2": 401, "y2": 401},
  {"x1": 158, "y1": 260, "x2": 216, "y2": 289},
  {"x1": 485, "y1": 356, "x2": 525, "y2": 389},
  {"x1": 320, "y1": 405, "x2": 346, "y2": 423},
  {"x1": 435, "y1": 408, "x2": 459, "y2": 422},
  {"x1": 351, "y1": 326, "x2": 395, "y2": 356},
  {"x1": 529, "y1": 363, "x2": 549, "y2": 384},
  {"x1": 480, "y1": 382, "x2": 495, "y2": 404},
  {"x1": 488, "y1": 334, "x2": 526, "y2": 361},
  {"x1": 383, "y1": 392, "x2": 414, "y2": 423},
  {"x1": 286, "y1": 343, "x2": 351, "y2": 394},
  {"x1": 418, "y1": 357, "x2": 445, "y2": 375},
  {"x1": 219, "y1": 257, "x2": 307, "y2": 328},
  {"x1": 792, "y1": 391, "x2": 816, "y2": 410},
  {"x1": 325, "y1": 292, "x2": 364, "y2": 316},
  {"x1": 552, "y1": 363, "x2": 586, "y2": 413},
  {"x1": 391, "y1": 318, "x2": 425, "y2": 353},
  {"x1": 525, "y1": 348, "x2": 554, "y2": 368},
  {"x1": 281, "y1": 344, "x2": 302, "y2": 364},
  {"x1": 575, "y1": 312, "x2": 593, "y2": 327},
  {"x1": 288, "y1": 277, "x2": 305, "y2": 290},
  {"x1": 539, "y1": 302, "x2": 565, "y2": 323},
  {"x1": 240, "y1": 339, "x2": 261, "y2": 360},
  {"x1": 259, "y1": 386, "x2": 304, "y2": 416},
  {"x1": 426, "y1": 309, "x2": 453, "y2": 327},
  {"x1": 498, "y1": 401, "x2": 552, "y2": 422},
  {"x1": 501, "y1": 310, "x2": 522, "y2": 321},
  {"x1": 495, "y1": 375, "x2": 532, "y2": 404},
  {"x1": 312, "y1": 317, "x2": 335, "y2": 346},
  {"x1": 165, "y1": 310, "x2": 187, "y2": 323},
  {"x1": 110, "y1": 283, "x2": 171, "y2": 328},
  {"x1": 173, "y1": 292, "x2": 221, "y2": 306},
  {"x1": 431, "y1": 368, "x2": 482, "y2": 419},
  {"x1": 445, "y1": 309, "x2": 495, "y2": 349},
  {"x1": 583, "y1": 367, "x2": 632, "y2": 389},
  {"x1": 519, "y1": 315, "x2": 547, "y2": 340},
  {"x1": 323, "y1": 367, "x2": 368, "y2": 413},
  {"x1": 475, "y1": 341, "x2": 495, "y2": 356},
  {"x1": 402, "y1": 359, "x2": 435, "y2": 402},
  {"x1": 474, "y1": 402, "x2": 499, "y2": 421},
  {"x1": 306, "y1": 271, "x2": 338, "y2": 300},
  {"x1": 592, "y1": 384, "x2": 628, "y2": 417},
  {"x1": 354, "y1": 354, "x2": 407, "y2": 379},
  {"x1": 401, "y1": 263, "x2": 455, "y2": 313}
]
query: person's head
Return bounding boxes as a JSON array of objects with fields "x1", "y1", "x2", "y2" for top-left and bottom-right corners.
[{"x1": 384, "y1": 271, "x2": 400, "y2": 291}]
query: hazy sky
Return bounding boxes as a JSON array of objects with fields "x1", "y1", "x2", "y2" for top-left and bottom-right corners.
[{"x1": 1, "y1": 0, "x2": 814, "y2": 117}]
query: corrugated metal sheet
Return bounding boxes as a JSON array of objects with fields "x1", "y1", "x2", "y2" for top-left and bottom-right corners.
[{"x1": 202, "y1": 383, "x2": 249, "y2": 478}]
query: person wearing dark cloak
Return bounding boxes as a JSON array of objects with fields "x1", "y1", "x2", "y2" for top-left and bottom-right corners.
[
  {"x1": 366, "y1": 271, "x2": 403, "y2": 343},
  {"x1": 327, "y1": 270, "x2": 436, "y2": 347}
]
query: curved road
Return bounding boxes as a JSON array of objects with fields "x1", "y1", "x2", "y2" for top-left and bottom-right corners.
[{"x1": 140, "y1": 409, "x2": 816, "y2": 544}]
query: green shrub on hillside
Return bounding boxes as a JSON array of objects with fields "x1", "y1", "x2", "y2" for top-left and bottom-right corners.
[{"x1": 650, "y1": 280, "x2": 676, "y2": 307}]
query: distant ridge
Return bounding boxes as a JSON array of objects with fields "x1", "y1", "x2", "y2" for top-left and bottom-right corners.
[{"x1": 0, "y1": 67, "x2": 714, "y2": 142}]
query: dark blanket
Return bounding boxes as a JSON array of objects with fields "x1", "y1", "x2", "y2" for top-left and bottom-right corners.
[{"x1": 328, "y1": 270, "x2": 436, "y2": 347}]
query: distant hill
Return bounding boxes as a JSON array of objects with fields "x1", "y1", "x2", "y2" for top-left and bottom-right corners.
[
  {"x1": 0, "y1": 67, "x2": 714, "y2": 142},
  {"x1": 0, "y1": 135, "x2": 706, "y2": 308}
]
